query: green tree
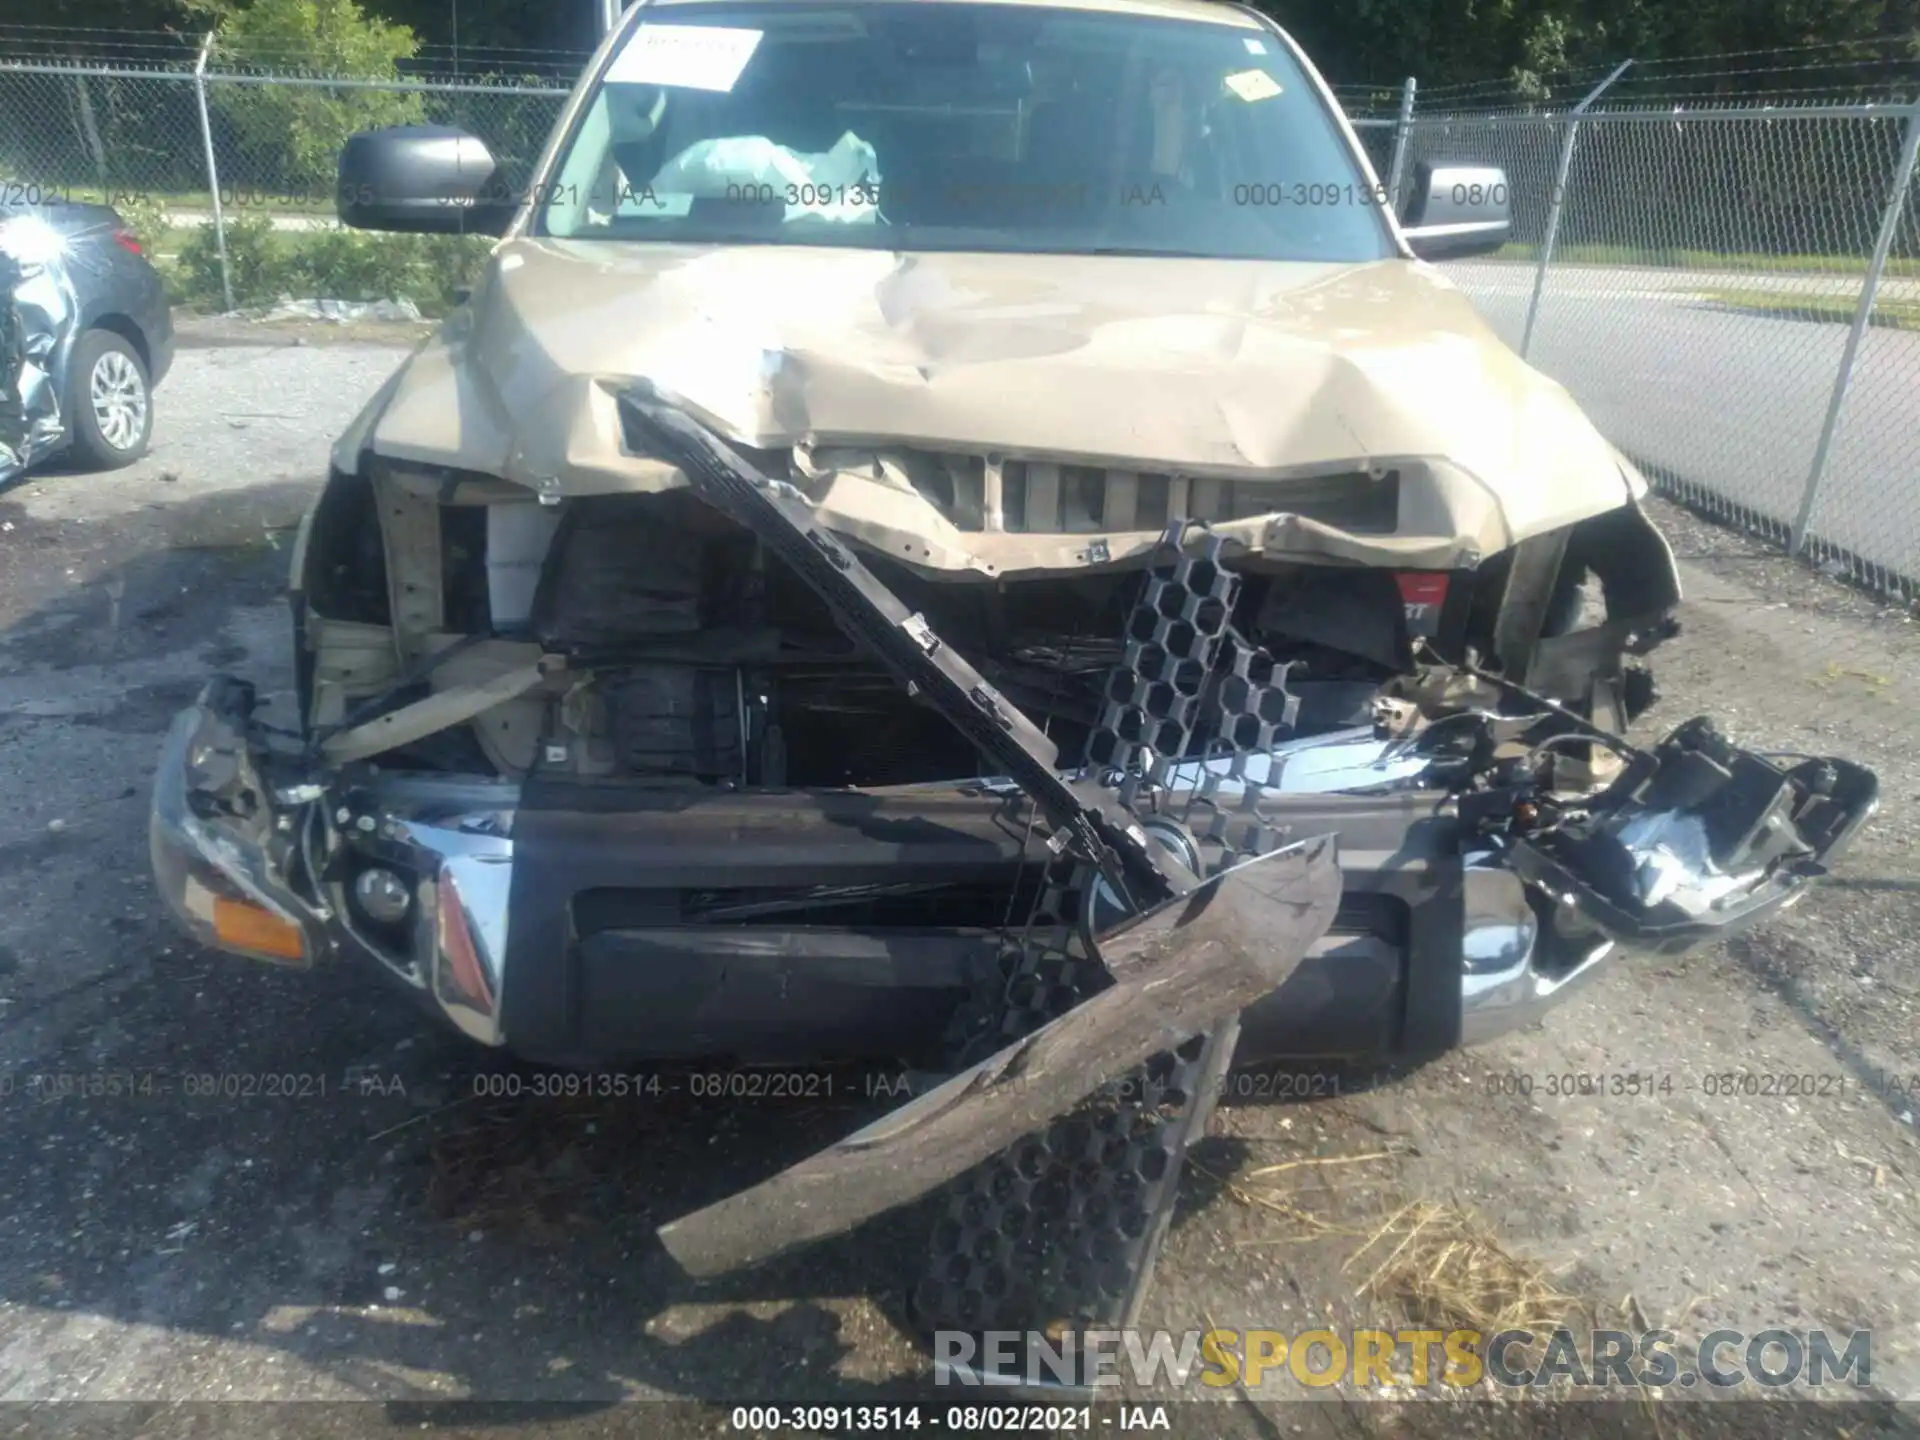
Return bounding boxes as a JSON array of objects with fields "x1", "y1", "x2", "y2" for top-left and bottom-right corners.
[{"x1": 190, "y1": 0, "x2": 425, "y2": 189}]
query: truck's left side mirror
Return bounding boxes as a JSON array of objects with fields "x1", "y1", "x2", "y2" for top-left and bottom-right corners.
[
  {"x1": 337, "y1": 125, "x2": 514, "y2": 236},
  {"x1": 1400, "y1": 162, "x2": 1512, "y2": 261}
]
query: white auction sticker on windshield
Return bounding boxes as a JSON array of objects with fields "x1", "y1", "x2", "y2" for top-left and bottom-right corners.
[
  {"x1": 606, "y1": 24, "x2": 764, "y2": 92},
  {"x1": 1224, "y1": 68, "x2": 1283, "y2": 102}
]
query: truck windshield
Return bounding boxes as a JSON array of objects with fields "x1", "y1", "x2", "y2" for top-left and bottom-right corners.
[{"x1": 537, "y1": 2, "x2": 1393, "y2": 263}]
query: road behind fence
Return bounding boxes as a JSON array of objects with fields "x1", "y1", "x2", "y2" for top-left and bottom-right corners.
[
  {"x1": 2, "y1": 52, "x2": 1917, "y2": 599},
  {"x1": 1353, "y1": 90, "x2": 1920, "y2": 601}
]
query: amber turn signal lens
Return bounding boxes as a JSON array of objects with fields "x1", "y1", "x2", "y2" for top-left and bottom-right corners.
[{"x1": 212, "y1": 897, "x2": 306, "y2": 962}]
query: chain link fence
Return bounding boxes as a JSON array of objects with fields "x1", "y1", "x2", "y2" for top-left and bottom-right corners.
[
  {"x1": 3, "y1": 49, "x2": 1917, "y2": 599},
  {"x1": 0, "y1": 57, "x2": 569, "y2": 315},
  {"x1": 0, "y1": 61, "x2": 569, "y2": 207},
  {"x1": 1345, "y1": 78, "x2": 1920, "y2": 603}
]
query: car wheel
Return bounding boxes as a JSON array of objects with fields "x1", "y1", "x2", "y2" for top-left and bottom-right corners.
[{"x1": 67, "y1": 329, "x2": 152, "y2": 470}]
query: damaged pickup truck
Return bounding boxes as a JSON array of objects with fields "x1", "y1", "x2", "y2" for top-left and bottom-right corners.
[{"x1": 151, "y1": 0, "x2": 1876, "y2": 1367}]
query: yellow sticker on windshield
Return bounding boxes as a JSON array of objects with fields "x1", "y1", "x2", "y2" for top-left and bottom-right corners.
[{"x1": 1224, "y1": 69, "x2": 1283, "y2": 102}]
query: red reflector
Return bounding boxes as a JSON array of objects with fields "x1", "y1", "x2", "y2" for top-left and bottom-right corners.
[
  {"x1": 1395, "y1": 572, "x2": 1451, "y2": 608},
  {"x1": 112, "y1": 229, "x2": 144, "y2": 255}
]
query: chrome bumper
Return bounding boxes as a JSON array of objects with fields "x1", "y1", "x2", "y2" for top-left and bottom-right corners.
[
  {"x1": 1458, "y1": 856, "x2": 1616, "y2": 1046},
  {"x1": 150, "y1": 693, "x2": 1652, "y2": 1058},
  {"x1": 150, "y1": 689, "x2": 517, "y2": 1045}
]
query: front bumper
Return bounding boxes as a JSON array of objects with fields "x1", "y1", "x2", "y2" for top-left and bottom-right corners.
[{"x1": 150, "y1": 687, "x2": 1874, "y2": 1070}]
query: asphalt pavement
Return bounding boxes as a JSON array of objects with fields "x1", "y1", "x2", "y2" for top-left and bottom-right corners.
[{"x1": 1449, "y1": 260, "x2": 1920, "y2": 583}]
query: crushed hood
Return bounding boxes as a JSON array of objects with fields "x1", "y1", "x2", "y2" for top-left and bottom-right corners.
[{"x1": 337, "y1": 239, "x2": 1641, "y2": 574}]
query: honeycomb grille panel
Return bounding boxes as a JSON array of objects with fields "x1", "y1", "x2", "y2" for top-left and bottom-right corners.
[
  {"x1": 1092, "y1": 524, "x2": 1305, "y2": 869},
  {"x1": 917, "y1": 525, "x2": 1304, "y2": 1360},
  {"x1": 915, "y1": 1022, "x2": 1237, "y2": 1344}
]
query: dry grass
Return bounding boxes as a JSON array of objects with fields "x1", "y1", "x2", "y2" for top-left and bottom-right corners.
[
  {"x1": 1201, "y1": 1150, "x2": 1398, "y2": 1243},
  {"x1": 423, "y1": 1094, "x2": 660, "y2": 1243},
  {"x1": 1346, "y1": 1199, "x2": 1581, "y2": 1347},
  {"x1": 1216, "y1": 1145, "x2": 1684, "y2": 1431},
  {"x1": 1218, "y1": 1150, "x2": 1580, "y2": 1356},
  {"x1": 1217, "y1": 1149, "x2": 1592, "y2": 1378}
]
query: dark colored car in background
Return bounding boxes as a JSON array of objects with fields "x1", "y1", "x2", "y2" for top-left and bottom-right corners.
[{"x1": 0, "y1": 189, "x2": 174, "y2": 484}]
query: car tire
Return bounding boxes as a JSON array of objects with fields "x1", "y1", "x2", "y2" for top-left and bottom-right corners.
[{"x1": 66, "y1": 328, "x2": 152, "y2": 470}]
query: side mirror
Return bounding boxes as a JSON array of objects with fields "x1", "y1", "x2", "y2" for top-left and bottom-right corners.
[
  {"x1": 337, "y1": 125, "x2": 513, "y2": 236},
  {"x1": 1400, "y1": 162, "x2": 1511, "y2": 261}
]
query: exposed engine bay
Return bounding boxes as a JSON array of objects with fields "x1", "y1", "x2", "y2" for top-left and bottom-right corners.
[{"x1": 296, "y1": 443, "x2": 1692, "y2": 801}]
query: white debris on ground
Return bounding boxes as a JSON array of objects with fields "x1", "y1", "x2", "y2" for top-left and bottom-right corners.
[{"x1": 259, "y1": 296, "x2": 425, "y2": 324}]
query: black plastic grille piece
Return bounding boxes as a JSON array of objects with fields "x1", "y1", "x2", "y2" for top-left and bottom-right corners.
[
  {"x1": 1091, "y1": 525, "x2": 1305, "y2": 868},
  {"x1": 914, "y1": 1025, "x2": 1235, "y2": 1342},
  {"x1": 918, "y1": 523, "x2": 1309, "y2": 1362},
  {"x1": 918, "y1": 900, "x2": 1240, "y2": 1350},
  {"x1": 1091, "y1": 532, "x2": 1240, "y2": 793},
  {"x1": 938, "y1": 853, "x2": 1098, "y2": 1064}
]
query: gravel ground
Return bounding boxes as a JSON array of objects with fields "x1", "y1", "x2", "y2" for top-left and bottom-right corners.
[{"x1": 0, "y1": 323, "x2": 1916, "y2": 1439}]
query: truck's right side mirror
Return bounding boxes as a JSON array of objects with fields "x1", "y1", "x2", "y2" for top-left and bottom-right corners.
[
  {"x1": 1400, "y1": 162, "x2": 1512, "y2": 261},
  {"x1": 337, "y1": 125, "x2": 514, "y2": 236}
]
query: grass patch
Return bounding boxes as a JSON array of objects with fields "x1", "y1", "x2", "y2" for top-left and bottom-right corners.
[
  {"x1": 1210, "y1": 1149, "x2": 1589, "y2": 1387},
  {"x1": 1696, "y1": 287, "x2": 1920, "y2": 330},
  {"x1": 1495, "y1": 242, "x2": 1920, "y2": 278},
  {"x1": 67, "y1": 186, "x2": 337, "y2": 219}
]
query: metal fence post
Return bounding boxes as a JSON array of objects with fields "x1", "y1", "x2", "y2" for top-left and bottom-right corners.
[
  {"x1": 1385, "y1": 76, "x2": 1417, "y2": 210},
  {"x1": 1521, "y1": 59, "x2": 1632, "y2": 357},
  {"x1": 1790, "y1": 98, "x2": 1920, "y2": 558},
  {"x1": 192, "y1": 32, "x2": 234, "y2": 313}
]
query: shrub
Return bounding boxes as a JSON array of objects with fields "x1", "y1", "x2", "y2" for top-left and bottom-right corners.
[
  {"x1": 412, "y1": 233, "x2": 494, "y2": 313},
  {"x1": 280, "y1": 225, "x2": 429, "y2": 302},
  {"x1": 174, "y1": 212, "x2": 284, "y2": 310},
  {"x1": 167, "y1": 212, "x2": 493, "y2": 318},
  {"x1": 111, "y1": 193, "x2": 174, "y2": 253},
  {"x1": 170, "y1": 222, "x2": 492, "y2": 316},
  {"x1": 279, "y1": 226, "x2": 492, "y2": 315}
]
